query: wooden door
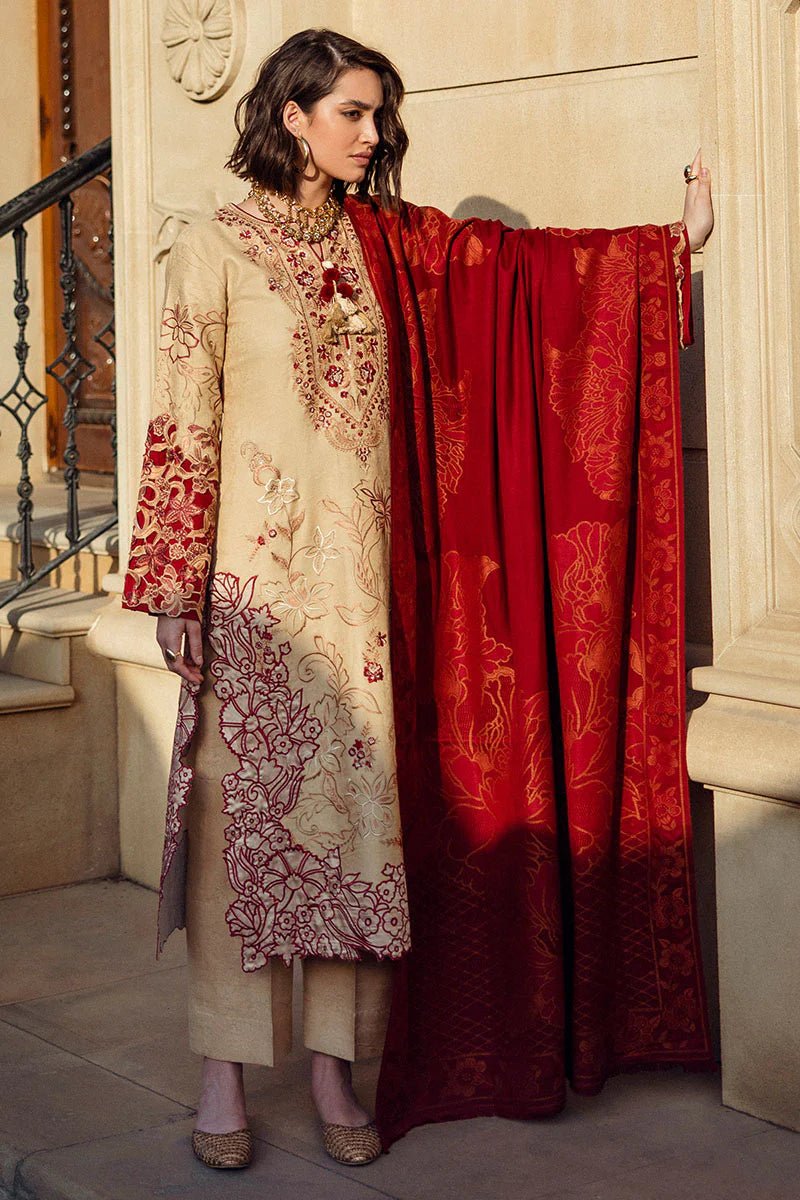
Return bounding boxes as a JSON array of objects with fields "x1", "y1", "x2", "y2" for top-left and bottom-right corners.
[{"x1": 38, "y1": 0, "x2": 113, "y2": 477}]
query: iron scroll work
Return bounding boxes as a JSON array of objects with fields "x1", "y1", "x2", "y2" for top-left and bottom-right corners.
[{"x1": 0, "y1": 138, "x2": 117, "y2": 605}]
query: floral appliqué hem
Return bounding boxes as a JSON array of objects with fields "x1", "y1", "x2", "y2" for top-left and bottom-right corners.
[{"x1": 207, "y1": 571, "x2": 410, "y2": 969}]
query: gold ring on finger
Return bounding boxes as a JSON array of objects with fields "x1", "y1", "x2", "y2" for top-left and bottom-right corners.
[{"x1": 164, "y1": 647, "x2": 178, "y2": 663}]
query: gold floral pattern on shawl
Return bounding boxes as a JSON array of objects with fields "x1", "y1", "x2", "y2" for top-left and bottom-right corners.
[
  {"x1": 549, "y1": 519, "x2": 628, "y2": 789},
  {"x1": 404, "y1": 206, "x2": 490, "y2": 276},
  {"x1": 436, "y1": 554, "x2": 514, "y2": 846},
  {"x1": 417, "y1": 289, "x2": 469, "y2": 509},
  {"x1": 435, "y1": 552, "x2": 554, "y2": 863},
  {"x1": 433, "y1": 551, "x2": 560, "y2": 1023},
  {"x1": 216, "y1": 205, "x2": 389, "y2": 464},
  {"x1": 543, "y1": 234, "x2": 638, "y2": 503}
]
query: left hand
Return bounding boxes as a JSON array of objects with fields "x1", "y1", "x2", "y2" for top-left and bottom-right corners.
[{"x1": 681, "y1": 147, "x2": 714, "y2": 251}]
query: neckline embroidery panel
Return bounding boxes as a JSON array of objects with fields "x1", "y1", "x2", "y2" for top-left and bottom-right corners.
[{"x1": 216, "y1": 204, "x2": 390, "y2": 466}]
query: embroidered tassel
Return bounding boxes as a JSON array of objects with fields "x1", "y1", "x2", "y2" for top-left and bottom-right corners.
[{"x1": 319, "y1": 261, "x2": 376, "y2": 343}]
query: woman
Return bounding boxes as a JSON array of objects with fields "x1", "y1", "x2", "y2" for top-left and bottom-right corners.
[{"x1": 123, "y1": 27, "x2": 714, "y2": 1171}]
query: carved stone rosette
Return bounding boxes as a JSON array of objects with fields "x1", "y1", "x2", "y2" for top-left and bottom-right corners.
[{"x1": 161, "y1": 0, "x2": 246, "y2": 103}]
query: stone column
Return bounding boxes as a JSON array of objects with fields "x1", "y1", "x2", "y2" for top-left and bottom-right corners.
[{"x1": 687, "y1": 0, "x2": 800, "y2": 1130}]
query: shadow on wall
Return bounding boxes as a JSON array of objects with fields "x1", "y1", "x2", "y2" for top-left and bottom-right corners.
[
  {"x1": 451, "y1": 195, "x2": 531, "y2": 229},
  {"x1": 690, "y1": 781, "x2": 720, "y2": 1057}
]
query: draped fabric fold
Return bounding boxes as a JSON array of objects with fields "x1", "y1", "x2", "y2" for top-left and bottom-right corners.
[{"x1": 346, "y1": 198, "x2": 712, "y2": 1147}]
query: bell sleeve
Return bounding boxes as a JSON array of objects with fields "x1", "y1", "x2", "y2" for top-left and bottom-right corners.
[{"x1": 122, "y1": 236, "x2": 226, "y2": 622}]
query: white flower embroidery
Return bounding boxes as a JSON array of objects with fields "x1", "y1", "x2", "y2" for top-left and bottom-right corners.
[
  {"x1": 305, "y1": 526, "x2": 340, "y2": 575},
  {"x1": 258, "y1": 475, "x2": 299, "y2": 515},
  {"x1": 348, "y1": 773, "x2": 395, "y2": 839},
  {"x1": 262, "y1": 576, "x2": 332, "y2": 635}
]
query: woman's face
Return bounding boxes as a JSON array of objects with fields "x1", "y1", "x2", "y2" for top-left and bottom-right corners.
[{"x1": 283, "y1": 67, "x2": 384, "y2": 187}]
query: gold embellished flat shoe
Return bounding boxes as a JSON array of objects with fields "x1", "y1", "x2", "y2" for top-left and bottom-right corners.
[
  {"x1": 191, "y1": 1128, "x2": 254, "y2": 1169},
  {"x1": 321, "y1": 1120, "x2": 382, "y2": 1166}
]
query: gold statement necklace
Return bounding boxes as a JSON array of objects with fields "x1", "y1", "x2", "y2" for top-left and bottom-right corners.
[
  {"x1": 248, "y1": 181, "x2": 341, "y2": 244},
  {"x1": 247, "y1": 182, "x2": 375, "y2": 343}
]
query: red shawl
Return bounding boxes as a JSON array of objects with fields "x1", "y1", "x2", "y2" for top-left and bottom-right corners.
[{"x1": 346, "y1": 197, "x2": 712, "y2": 1147}]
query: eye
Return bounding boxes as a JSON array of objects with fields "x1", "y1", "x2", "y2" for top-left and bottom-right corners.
[{"x1": 343, "y1": 110, "x2": 362, "y2": 120}]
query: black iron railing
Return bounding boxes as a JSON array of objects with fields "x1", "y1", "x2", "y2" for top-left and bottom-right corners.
[{"x1": 0, "y1": 137, "x2": 117, "y2": 606}]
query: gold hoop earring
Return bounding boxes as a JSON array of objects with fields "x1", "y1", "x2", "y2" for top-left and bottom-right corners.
[{"x1": 296, "y1": 135, "x2": 311, "y2": 173}]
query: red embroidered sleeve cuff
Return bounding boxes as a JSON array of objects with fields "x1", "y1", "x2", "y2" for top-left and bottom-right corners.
[{"x1": 121, "y1": 413, "x2": 219, "y2": 624}]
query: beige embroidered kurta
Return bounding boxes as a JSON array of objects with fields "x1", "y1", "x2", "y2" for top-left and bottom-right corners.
[{"x1": 123, "y1": 203, "x2": 409, "y2": 971}]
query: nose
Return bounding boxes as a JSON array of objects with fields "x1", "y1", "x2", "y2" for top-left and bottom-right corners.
[{"x1": 361, "y1": 117, "x2": 379, "y2": 147}]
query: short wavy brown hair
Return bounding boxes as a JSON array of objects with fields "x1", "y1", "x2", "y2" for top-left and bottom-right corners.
[{"x1": 226, "y1": 28, "x2": 408, "y2": 210}]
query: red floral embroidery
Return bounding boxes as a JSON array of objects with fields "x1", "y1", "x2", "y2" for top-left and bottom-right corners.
[
  {"x1": 124, "y1": 413, "x2": 220, "y2": 620},
  {"x1": 324, "y1": 364, "x2": 345, "y2": 388},
  {"x1": 161, "y1": 682, "x2": 198, "y2": 884},
  {"x1": 154, "y1": 680, "x2": 198, "y2": 952},
  {"x1": 216, "y1": 205, "x2": 389, "y2": 464},
  {"x1": 207, "y1": 572, "x2": 410, "y2": 969},
  {"x1": 160, "y1": 303, "x2": 199, "y2": 361}
]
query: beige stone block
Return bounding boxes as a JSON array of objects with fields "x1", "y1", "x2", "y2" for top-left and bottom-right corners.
[
  {"x1": 696, "y1": 1, "x2": 800, "y2": 671},
  {"x1": 247, "y1": 1070, "x2": 776, "y2": 1196},
  {"x1": 688, "y1": 693, "x2": 800, "y2": 805},
  {"x1": 352, "y1": 0, "x2": 697, "y2": 93},
  {"x1": 400, "y1": 61, "x2": 699, "y2": 229},
  {"x1": 0, "y1": 636, "x2": 118, "y2": 895},
  {"x1": 0, "y1": 673, "x2": 73, "y2": 713},
  {"x1": 0, "y1": 541, "x2": 117, "y2": 595},
  {"x1": 713, "y1": 788, "x2": 800, "y2": 1132},
  {"x1": 116, "y1": 660, "x2": 181, "y2": 889},
  {"x1": 17, "y1": 1117, "x2": 382, "y2": 1200},
  {"x1": 0, "y1": 619, "x2": 69, "y2": 686},
  {"x1": 281, "y1": 0, "x2": 354, "y2": 40}
]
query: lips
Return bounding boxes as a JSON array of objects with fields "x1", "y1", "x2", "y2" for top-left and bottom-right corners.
[{"x1": 351, "y1": 154, "x2": 372, "y2": 164}]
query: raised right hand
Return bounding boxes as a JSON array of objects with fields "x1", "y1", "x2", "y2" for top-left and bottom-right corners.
[{"x1": 156, "y1": 615, "x2": 204, "y2": 685}]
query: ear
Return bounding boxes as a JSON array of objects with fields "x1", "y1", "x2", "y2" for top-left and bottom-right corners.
[{"x1": 282, "y1": 100, "x2": 303, "y2": 137}]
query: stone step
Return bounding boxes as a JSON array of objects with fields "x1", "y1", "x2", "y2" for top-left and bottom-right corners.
[
  {"x1": 0, "y1": 587, "x2": 118, "y2": 893},
  {"x1": 0, "y1": 622, "x2": 69, "y2": 684},
  {"x1": 0, "y1": 539, "x2": 118, "y2": 595},
  {"x1": 0, "y1": 671, "x2": 74, "y2": 713},
  {"x1": 0, "y1": 481, "x2": 118, "y2": 596},
  {"x1": 0, "y1": 588, "x2": 114, "y2": 688}
]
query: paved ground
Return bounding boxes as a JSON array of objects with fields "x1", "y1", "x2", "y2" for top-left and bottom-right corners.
[{"x1": 1, "y1": 879, "x2": 799, "y2": 1200}]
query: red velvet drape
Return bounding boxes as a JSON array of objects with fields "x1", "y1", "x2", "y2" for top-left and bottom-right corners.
[{"x1": 346, "y1": 197, "x2": 712, "y2": 1148}]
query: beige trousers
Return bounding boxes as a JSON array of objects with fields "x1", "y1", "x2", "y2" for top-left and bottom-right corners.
[{"x1": 185, "y1": 777, "x2": 394, "y2": 1065}]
